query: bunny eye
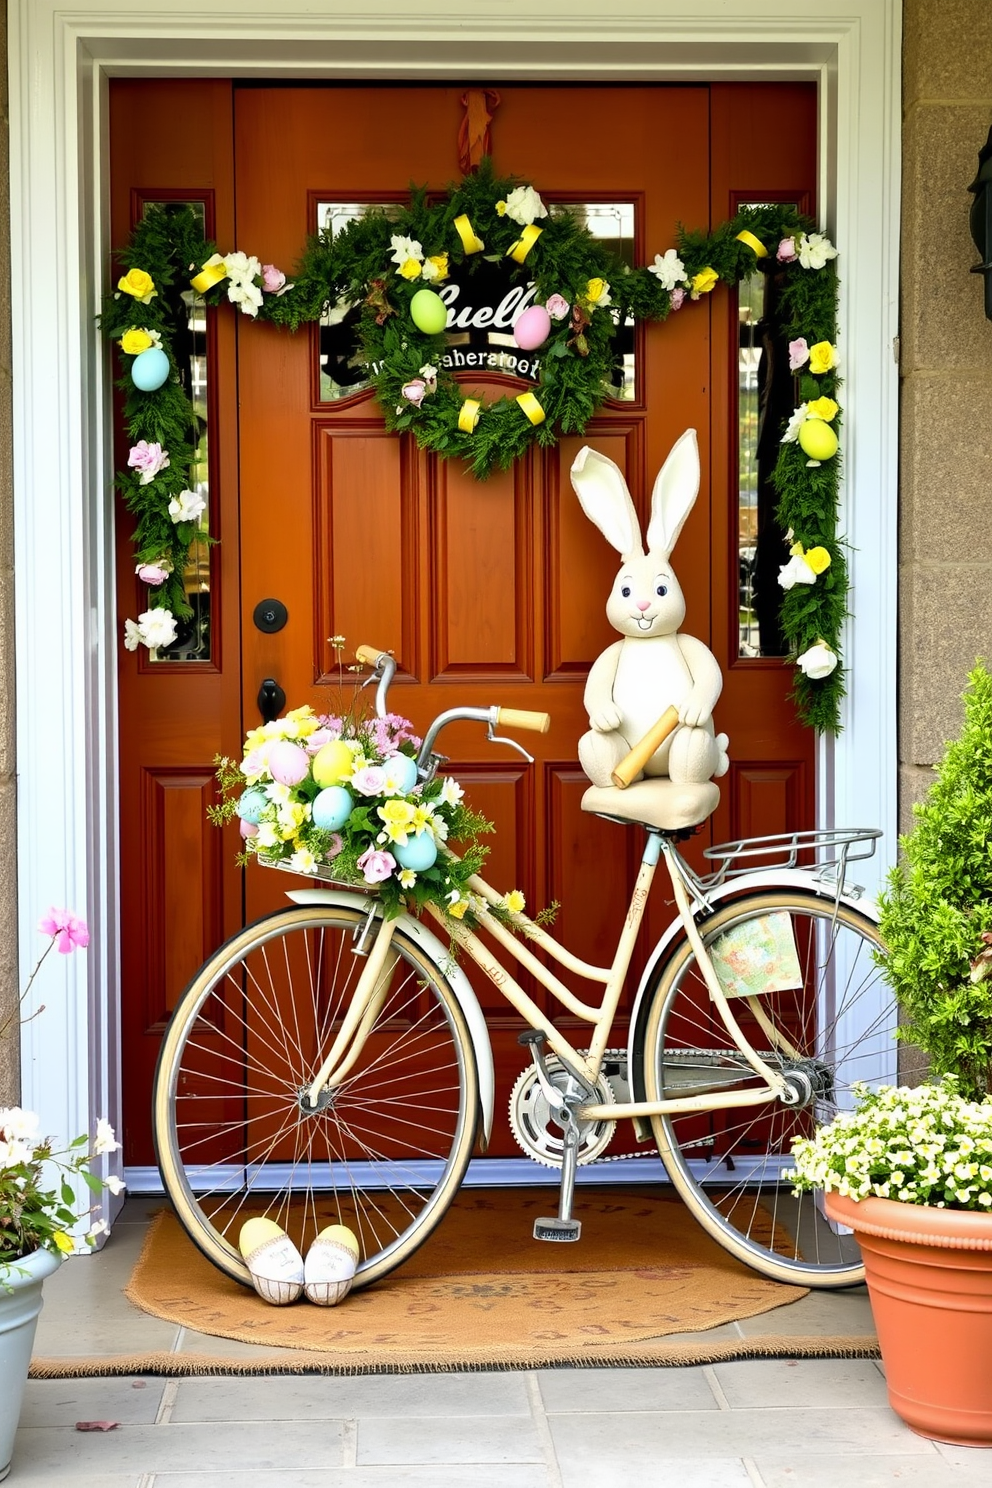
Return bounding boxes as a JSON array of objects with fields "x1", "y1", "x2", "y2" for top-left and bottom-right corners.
[
  {"x1": 621, "y1": 584, "x2": 631, "y2": 598},
  {"x1": 656, "y1": 583, "x2": 668, "y2": 597}
]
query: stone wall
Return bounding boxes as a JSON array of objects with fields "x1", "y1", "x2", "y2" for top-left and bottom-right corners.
[
  {"x1": 0, "y1": 6, "x2": 17, "y2": 1105},
  {"x1": 901, "y1": 1, "x2": 992, "y2": 821}
]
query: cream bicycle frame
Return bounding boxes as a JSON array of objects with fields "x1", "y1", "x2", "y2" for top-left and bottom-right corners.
[{"x1": 305, "y1": 829, "x2": 788, "y2": 1121}]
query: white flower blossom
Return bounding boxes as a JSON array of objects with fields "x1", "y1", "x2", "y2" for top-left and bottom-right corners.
[
  {"x1": 288, "y1": 847, "x2": 319, "y2": 874},
  {"x1": 439, "y1": 777, "x2": 464, "y2": 807},
  {"x1": 105, "y1": 1174, "x2": 127, "y2": 1196},
  {"x1": 502, "y1": 185, "x2": 548, "y2": 226},
  {"x1": 647, "y1": 249, "x2": 689, "y2": 290},
  {"x1": 92, "y1": 1118, "x2": 121, "y2": 1156},
  {"x1": 123, "y1": 618, "x2": 142, "y2": 652},
  {"x1": 168, "y1": 489, "x2": 207, "y2": 525},
  {"x1": 797, "y1": 232, "x2": 838, "y2": 271},
  {"x1": 389, "y1": 234, "x2": 424, "y2": 267},
  {"x1": 125, "y1": 609, "x2": 177, "y2": 653},
  {"x1": 0, "y1": 1107, "x2": 41, "y2": 1142},
  {"x1": 777, "y1": 554, "x2": 817, "y2": 590},
  {"x1": 796, "y1": 640, "x2": 838, "y2": 680},
  {"x1": 398, "y1": 868, "x2": 417, "y2": 888},
  {"x1": 781, "y1": 405, "x2": 809, "y2": 444}
]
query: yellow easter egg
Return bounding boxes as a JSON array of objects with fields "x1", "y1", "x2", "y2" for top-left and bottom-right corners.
[
  {"x1": 312, "y1": 739, "x2": 354, "y2": 788},
  {"x1": 798, "y1": 417, "x2": 839, "y2": 463},
  {"x1": 318, "y1": 1223, "x2": 360, "y2": 1258},
  {"x1": 238, "y1": 1217, "x2": 286, "y2": 1257}
]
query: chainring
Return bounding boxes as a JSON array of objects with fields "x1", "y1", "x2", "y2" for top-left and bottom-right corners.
[{"x1": 508, "y1": 1054, "x2": 617, "y2": 1168}]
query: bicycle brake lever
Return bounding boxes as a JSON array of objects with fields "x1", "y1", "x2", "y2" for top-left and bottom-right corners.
[{"x1": 486, "y1": 722, "x2": 535, "y2": 764}]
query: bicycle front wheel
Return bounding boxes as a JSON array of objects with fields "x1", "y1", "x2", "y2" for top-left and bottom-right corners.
[
  {"x1": 153, "y1": 903, "x2": 479, "y2": 1290},
  {"x1": 641, "y1": 889, "x2": 890, "y2": 1286}
]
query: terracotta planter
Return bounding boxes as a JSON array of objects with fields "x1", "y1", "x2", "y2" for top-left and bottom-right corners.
[{"x1": 825, "y1": 1190, "x2": 992, "y2": 1447}]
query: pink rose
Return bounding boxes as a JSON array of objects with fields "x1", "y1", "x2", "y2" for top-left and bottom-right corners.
[
  {"x1": 669, "y1": 287, "x2": 686, "y2": 311},
  {"x1": 545, "y1": 294, "x2": 570, "y2": 321},
  {"x1": 261, "y1": 263, "x2": 286, "y2": 293},
  {"x1": 136, "y1": 562, "x2": 170, "y2": 586},
  {"x1": 776, "y1": 237, "x2": 798, "y2": 263},
  {"x1": 402, "y1": 379, "x2": 427, "y2": 408},
  {"x1": 305, "y1": 727, "x2": 336, "y2": 754},
  {"x1": 241, "y1": 744, "x2": 272, "y2": 778},
  {"x1": 127, "y1": 440, "x2": 170, "y2": 485},
  {"x1": 351, "y1": 765, "x2": 387, "y2": 797},
  {"x1": 788, "y1": 337, "x2": 810, "y2": 372},
  {"x1": 357, "y1": 847, "x2": 396, "y2": 884}
]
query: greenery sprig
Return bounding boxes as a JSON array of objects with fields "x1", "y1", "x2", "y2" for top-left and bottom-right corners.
[{"x1": 101, "y1": 163, "x2": 845, "y2": 729}]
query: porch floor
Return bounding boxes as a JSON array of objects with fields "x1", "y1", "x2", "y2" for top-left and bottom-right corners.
[{"x1": 14, "y1": 1198, "x2": 990, "y2": 1486}]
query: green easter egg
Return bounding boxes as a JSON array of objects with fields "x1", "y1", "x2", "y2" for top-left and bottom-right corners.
[
  {"x1": 798, "y1": 417, "x2": 838, "y2": 462},
  {"x1": 410, "y1": 289, "x2": 448, "y2": 335}
]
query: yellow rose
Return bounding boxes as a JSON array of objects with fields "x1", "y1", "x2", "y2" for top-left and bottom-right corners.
[
  {"x1": 118, "y1": 268, "x2": 157, "y2": 304},
  {"x1": 398, "y1": 258, "x2": 422, "y2": 281},
  {"x1": 496, "y1": 200, "x2": 507, "y2": 216},
  {"x1": 808, "y1": 341, "x2": 836, "y2": 375},
  {"x1": 806, "y1": 396, "x2": 839, "y2": 422},
  {"x1": 120, "y1": 328, "x2": 153, "y2": 355},
  {"x1": 448, "y1": 897, "x2": 469, "y2": 920},
  {"x1": 426, "y1": 254, "x2": 449, "y2": 282},
  {"x1": 804, "y1": 546, "x2": 832, "y2": 574},
  {"x1": 504, "y1": 889, "x2": 526, "y2": 915},
  {"x1": 585, "y1": 277, "x2": 607, "y2": 304},
  {"x1": 691, "y1": 267, "x2": 719, "y2": 296}
]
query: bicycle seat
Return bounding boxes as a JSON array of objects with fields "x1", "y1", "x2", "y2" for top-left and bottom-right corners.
[{"x1": 581, "y1": 778, "x2": 719, "y2": 832}]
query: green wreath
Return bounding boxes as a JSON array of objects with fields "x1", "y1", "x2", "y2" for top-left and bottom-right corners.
[{"x1": 100, "y1": 160, "x2": 844, "y2": 731}]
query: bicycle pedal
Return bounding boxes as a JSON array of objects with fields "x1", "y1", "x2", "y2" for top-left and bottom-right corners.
[{"x1": 533, "y1": 1217, "x2": 582, "y2": 1242}]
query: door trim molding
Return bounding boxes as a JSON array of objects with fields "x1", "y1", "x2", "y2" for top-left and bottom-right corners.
[{"x1": 7, "y1": 2, "x2": 901, "y2": 1221}]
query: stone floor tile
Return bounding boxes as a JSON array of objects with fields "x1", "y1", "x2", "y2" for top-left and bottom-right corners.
[
  {"x1": 711, "y1": 1357, "x2": 890, "y2": 1409},
  {"x1": 1, "y1": 1477, "x2": 143, "y2": 1488},
  {"x1": 755, "y1": 1453, "x2": 988, "y2": 1487},
  {"x1": 558, "y1": 1458, "x2": 752, "y2": 1488},
  {"x1": 156, "y1": 1470, "x2": 551, "y2": 1488},
  {"x1": 174, "y1": 1328, "x2": 317, "y2": 1359},
  {"x1": 32, "y1": 1223, "x2": 178, "y2": 1358},
  {"x1": 170, "y1": 1370, "x2": 531, "y2": 1422},
  {"x1": 539, "y1": 1364, "x2": 717, "y2": 1413},
  {"x1": 9, "y1": 1420, "x2": 343, "y2": 1477},
  {"x1": 934, "y1": 1440, "x2": 992, "y2": 1464},
  {"x1": 356, "y1": 1413, "x2": 543, "y2": 1465},
  {"x1": 735, "y1": 1285, "x2": 875, "y2": 1337},
  {"x1": 17, "y1": 1376, "x2": 168, "y2": 1428},
  {"x1": 548, "y1": 1406, "x2": 933, "y2": 1467}
]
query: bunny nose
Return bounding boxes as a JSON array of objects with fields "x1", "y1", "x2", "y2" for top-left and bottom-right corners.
[{"x1": 636, "y1": 600, "x2": 650, "y2": 611}]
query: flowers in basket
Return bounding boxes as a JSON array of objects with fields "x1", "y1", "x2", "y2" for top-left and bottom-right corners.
[
  {"x1": 786, "y1": 1079, "x2": 992, "y2": 1211},
  {"x1": 1, "y1": 912, "x2": 122, "y2": 1268},
  {"x1": 210, "y1": 704, "x2": 494, "y2": 921}
]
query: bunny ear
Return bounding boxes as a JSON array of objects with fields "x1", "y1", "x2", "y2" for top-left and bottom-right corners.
[
  {"x1": 570, "y1": 446, "x2": 643, "y2": 558},
  {"x1": 646, "y1": 428, "x2": 700, "y2": 558}
]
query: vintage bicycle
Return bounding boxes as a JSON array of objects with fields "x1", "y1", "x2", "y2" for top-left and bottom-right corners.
[{"x1": 153, "y1": 646, "x2": 891, "y2": 1292}]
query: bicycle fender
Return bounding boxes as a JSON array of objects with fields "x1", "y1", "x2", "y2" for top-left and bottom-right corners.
[
  {"x1": 625, "y1": 871, "x2": 880, "y2": 1105},
  {"x1": 284, "y1": 888, "x2": 495, "y2": 1149}
]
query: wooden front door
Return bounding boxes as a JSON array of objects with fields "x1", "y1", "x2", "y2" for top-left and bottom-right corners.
[{"x1": 112, "y1": 80, "x2": 817, "y2": 1168}]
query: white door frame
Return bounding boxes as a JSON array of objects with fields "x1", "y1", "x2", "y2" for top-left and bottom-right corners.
[{"x1": 7, "y1": 1, "x2": 901, "y2": 1212}]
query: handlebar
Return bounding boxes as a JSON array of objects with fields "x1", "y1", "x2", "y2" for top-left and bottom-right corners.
[{"x1": 495, "y1": 708, "x2": 551, "y2": 734}]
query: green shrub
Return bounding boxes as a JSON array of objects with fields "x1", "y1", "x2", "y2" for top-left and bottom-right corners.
[{"x1": 877, "y1": 662, "x2": 992, "y2": 1100}]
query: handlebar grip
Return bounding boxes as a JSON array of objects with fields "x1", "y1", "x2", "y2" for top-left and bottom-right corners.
[
  {"x1": 611, "y1": 705, "x2": 680, "y2": 788},
  {"x1": 356, "y1": 644, "x2": 392, "y2": 666},
  {"x1": 495, "y1": 707, "x2": 552, "y2": 735}
]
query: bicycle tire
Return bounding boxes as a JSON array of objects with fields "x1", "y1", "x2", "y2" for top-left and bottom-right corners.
[
  {"x1": 153, "y1": 902, "x2": 479, "y2": 1290},
  {"x1": 641, "y1": 888, "x2": 890, "y2": 1286}
]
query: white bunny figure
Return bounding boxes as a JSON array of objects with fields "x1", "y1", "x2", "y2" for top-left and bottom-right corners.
[{"x1": 571, "y1": 428, "x2": 730, "y2": 791}]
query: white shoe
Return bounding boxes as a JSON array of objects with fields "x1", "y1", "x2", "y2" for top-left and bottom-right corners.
[
  {"x1": 238, "y1": 1218, "x2": 305, "y2": 1305},
  {"x1": 304, "y1": 1224, "x2": 359, "y2": 1306}
]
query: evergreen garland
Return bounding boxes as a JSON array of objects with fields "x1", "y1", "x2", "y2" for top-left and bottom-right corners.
[{"x1": 101, "y1": 162, "x2": 845, "y2": 730}]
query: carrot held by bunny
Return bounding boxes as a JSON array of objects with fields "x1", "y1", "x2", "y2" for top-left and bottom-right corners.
[{"x1": 571, "y1": 428, "x2": 730, "y2": 793}]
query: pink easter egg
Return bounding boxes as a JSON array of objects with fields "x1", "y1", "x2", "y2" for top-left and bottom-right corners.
[
  {"x1": 513, "y1": 304, "x2": 552, "y2": 352},
  {"x1": 267, "y1": 740, "x2": 310, "y2": 786},
  {"x1": 240, "y1": 818, "x2": 259, "y2": 839}
]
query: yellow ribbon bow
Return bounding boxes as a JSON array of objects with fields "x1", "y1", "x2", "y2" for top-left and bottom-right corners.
[
  {"x1": 506, "y1": 225, "x2": 543, "y2": 265},
  {"x1": 735, "y1": 229, "x2": 769, "y2": 259},
  {"x1": 515, "y1": 391, "x2": 545, "y2": 426},
  {"x1": 458, "y1": 398, "x2": 482, "y2": 433},
  {"x1": 191, "y1": 259, "x2": 228, "y2": 294},
  {"x1": 454, "y1": 215, "x2": 485, "y2": 255}
]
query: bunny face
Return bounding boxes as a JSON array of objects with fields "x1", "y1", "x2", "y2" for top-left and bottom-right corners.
[{"x1": 606, "y1": 553, "x2": 686, "y2": 638}]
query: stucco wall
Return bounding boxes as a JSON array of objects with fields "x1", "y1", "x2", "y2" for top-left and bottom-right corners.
[
  {"x1": 0, "y1": 6, "x2": 17, "y2": 1106},
  {"x1": 901, "y1": 1, "x2": 992, "y2": 821}
]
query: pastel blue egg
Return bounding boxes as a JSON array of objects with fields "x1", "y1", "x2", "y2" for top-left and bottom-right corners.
[
  {"x1": 237, "y1": 788, "x2": 268, "y2": 824},
  {"x1": 312, "y1": 785, "x2": 353, "y2": 831},
  {"x1": 131, "y1": 347, "x2": 170, "y2": 391},
  {"x1": 386, "y1": 753, "x2": 419, "y2": 794},
  {"x1": 393, "y1": 832, "x2": 438, "y2": 872}
]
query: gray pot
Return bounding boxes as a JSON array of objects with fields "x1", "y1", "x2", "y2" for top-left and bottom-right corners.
[{"x1": 0, "y1": 1248, "x2": 62, "y2": 1481}]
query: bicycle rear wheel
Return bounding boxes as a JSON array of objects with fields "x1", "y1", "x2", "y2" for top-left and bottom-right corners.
[
  {"x1": 641, "y1": 889, "x2": 890, "y2": 1286},
  {"x1": 153, "y1": 903, "x2": 479, "y2": 1289}
]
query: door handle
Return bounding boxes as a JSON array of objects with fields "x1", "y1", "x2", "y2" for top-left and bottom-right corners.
[{"x1": 257, "y1": 677, "x2": 287, "y2": 724}]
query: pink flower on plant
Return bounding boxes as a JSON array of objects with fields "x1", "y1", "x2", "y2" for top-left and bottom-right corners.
[
  {"x1": 401, "y1": 379, "x2": 427, "y2": 408},
  {"x1": 357, "y1": 847, "x2": 396, "y2": 884},
  {"x1": 261, "y1": 264, "x2": 286, "y2": 293},
  {"x1": 135, "y1": 561, "x2": 170, "y2": 586},
  {"x1": 369, "y1": 714, "x2": 421, "y2": 752},
  {"x1": 669, "y1": 287, "x2": 686, "y2": 312},
  {"x1": 545, "y1": 293, "x2": 570, "y2": 321},
  {"x1": 304, "y1": 728, "x2": 336, "y2": 754},
  {"x1": 351, "y1": 765, "x2": 388, "y2": 797},
  {"x1": 776, "y1": 236, "x2": 798, "y2": 263},
  {"x1": 38, "y1": 909, "x2": 90, "y2": 955},
  {"x1": 127, "y1": 441, "x2": 170, "y2": 486},
  {"x1": 788, "y1": 337, "x2": 810, "y2": 372}
]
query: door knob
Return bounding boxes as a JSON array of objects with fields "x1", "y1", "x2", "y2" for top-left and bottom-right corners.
[{"x1": 257, "y1": 677, "x2": 286, "y2": 724}]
